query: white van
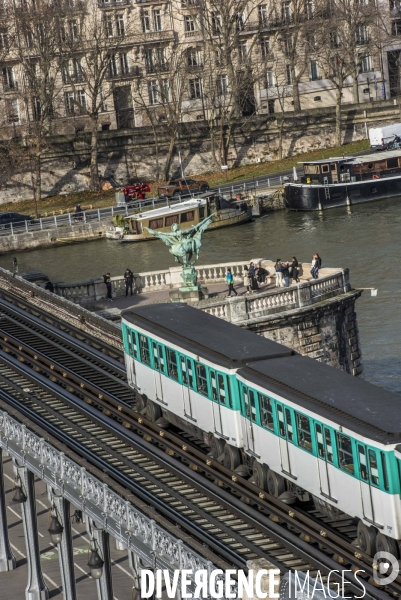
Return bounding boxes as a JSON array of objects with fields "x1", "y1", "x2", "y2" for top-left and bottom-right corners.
[{"x1": 369, "y1": 123, "x2": 401, "y2": 150}]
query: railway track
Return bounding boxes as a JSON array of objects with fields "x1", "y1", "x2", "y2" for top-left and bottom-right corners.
[{"x1": 0, "y1": 297, "x2": 398, "y2": 599}]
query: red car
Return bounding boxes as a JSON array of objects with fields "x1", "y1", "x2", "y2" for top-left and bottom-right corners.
[{"x1": 122, "y1": 183, "x2": 151, "y2": 202}]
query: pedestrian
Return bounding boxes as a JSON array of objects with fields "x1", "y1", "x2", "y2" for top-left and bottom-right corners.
[
  {"x1": 124, "y1": 267, "x2": 134, "y2": 297},
  {"x1": 249, "y1": 262, "x2": 259, "y2": 292},
  {"x1": 103, "y1": 272, "x2": 113, "y2": 301},
  {"x1": 289, "y1": 256, "x2": 299, "y2": 283},
  {"x1": 257, "y1": 266, "x2": 268, "y2": 284},
  {"x1": 45, "y1": 281, "x2": 54, "y2": 293},
  {"x1": 281, "y1": 262, "x2": 290, "y2": 287},
  {"x1": 244, "y1": 265, "x2": 252, "y2": 294},
  {"x1": 311, "y1": 253, "x2": 322, "y2": 279},
  {"x1": 226, "y1": 267, "x2": 237, "y2": 297},
  {"x1": 275, "y1": 259, "x2": 284, "y2": 288}
]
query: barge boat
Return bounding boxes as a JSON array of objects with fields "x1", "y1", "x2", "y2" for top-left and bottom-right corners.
[
  {"x1": 285, "y1": 150, "x2": 401, "y2": 210},
  {"x1": 106, "y1": 193, "x2": 253, "y2": 242}
]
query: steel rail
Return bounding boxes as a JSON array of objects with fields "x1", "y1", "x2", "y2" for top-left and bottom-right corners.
[{"x1": 0, "y1": 349, "x2": 396, "y2": 600}]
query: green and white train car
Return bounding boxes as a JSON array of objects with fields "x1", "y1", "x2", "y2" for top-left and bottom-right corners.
[{"x1": 121, "y1": 303, "x2": 401, "y2": 557}]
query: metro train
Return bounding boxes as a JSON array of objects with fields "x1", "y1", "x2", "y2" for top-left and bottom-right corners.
[{"x1": 121, "y1": 303, "x2": 401, "y2": 558}]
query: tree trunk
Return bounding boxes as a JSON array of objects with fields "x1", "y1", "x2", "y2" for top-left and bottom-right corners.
[
  {"x1": 163, "y1": 134, "x2": 175, "y2": 182},
  {"x1": 90, "y1": 117, "x2": 99, "y2": 192},
  {"x1": 335, "y1": 87, "x2": 342, "y2": 146},
  {"x1": 352, "y1": 74, "x2": 359, "y2": 105},
  {"x1": 291, "y1": 68, "x2": 301, "y2": 113},
  {"x1": 278, "y1": 117, "x2": 284, "y2": 160},
  {"x1": 31, "y1": 149, "x2": 41, "y2": 219}
]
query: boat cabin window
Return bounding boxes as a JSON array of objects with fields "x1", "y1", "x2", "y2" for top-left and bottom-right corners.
[
  {"x1": 169, "y1": 180, "x2": 178, "y2": 185},
  {"x1": 330, "y1": 164, "x2": 337, "y2": 171},
  {"x1": 199, "y1": 207, "x2": 205, "y2": 218},
  {"x1": 149, "y1": 218, "x2": 164, "y2": 229},
  {"x1": 165, "y1": 214, "x2": 179, "y2": 227},
  {"x1": 321, "y1": 164, "x2": 329, "y2": 173},
  {"x1": 304, "y1": 165, "x2": 320, "y2": 174},
  {"x1": 387, "y1": 158, "x2": 398, "y2": 168},
  {"x1": 181, "y1": 211, "x2": 194, "y2": 223}
]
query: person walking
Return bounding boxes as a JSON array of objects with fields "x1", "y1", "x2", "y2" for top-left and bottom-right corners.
[
  {"x1": 289, "y1": 257, "x2": 299, "y2": 283},
  {"x1": 226, "y1": 267, "x2": 237, "y2": 297},
  {"x1": 281, "y1": 262, "x2": 290, "y2": 287},
  {"x1": 275, "y1": 259, "x2": 284, "y2": 288},
  {"x1": 311, "y1": 253, "x2": 322, "y2": 279},
  {"x1": 103, "y1": 272, "x2": 113, "y2": 301},
  {"x1": 124, "y1": 267, "x2": 134, "y2": 296}
]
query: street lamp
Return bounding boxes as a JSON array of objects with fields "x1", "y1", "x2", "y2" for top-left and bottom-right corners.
[
  {"x1": 87, "y1": 540, "x2": 104, "y2": 580},
  {"x1": 48, "y1": 508, "x2": 64, "y2": 545},
  {"x1": 12, "y1": 477, "x2": 27, "y2": 504}
]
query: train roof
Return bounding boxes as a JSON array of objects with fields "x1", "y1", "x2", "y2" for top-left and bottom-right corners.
[
  {"x1": 121, "y1": 303, "x2": 293, "y2": 368},
  {"x1": 239, "y1": 355, "x2": 401, "y2": 443}
]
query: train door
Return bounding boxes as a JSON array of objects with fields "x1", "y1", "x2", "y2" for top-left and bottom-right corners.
[
  {"x1": 152, "y1": 342, "x2": 165, "y2": 402},
  {"x1": 180, "y1": 356, "x2": 194, "y2": 418},
  {"x1": 315, "y1": 424, "x2": 335, "y2": 499},
  {"x1": 276, "y1": 404, "x2": 294, "y2": 475},
  {"x1": 210, "y1": 369, "x2": 223, "y2": 435},
  {"x1": 358, "y1": 444, "x2": 379, "y2": 523},
  {"x1": 242, "y1": 387, "x2": 256, "y2": 454},
  {"x1": 126, "y1": 331, "x2": 137, "y2": 386}
]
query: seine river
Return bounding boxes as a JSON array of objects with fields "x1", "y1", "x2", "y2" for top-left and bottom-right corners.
[{"x1": 1, "y1": 198, "x2": 400, "y2": 392}]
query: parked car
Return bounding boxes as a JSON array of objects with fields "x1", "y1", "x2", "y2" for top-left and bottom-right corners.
[
  {"x1": 0, "y1": 212, "x2": 34, "y2": 230},
  {"x1": 158, "y1": 178, "x2": 209, "y2": 198}
]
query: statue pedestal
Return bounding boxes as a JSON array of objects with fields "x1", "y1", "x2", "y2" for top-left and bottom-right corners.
[{"x1": 169, "y1": 287, "x2": 209, "y2": 303}]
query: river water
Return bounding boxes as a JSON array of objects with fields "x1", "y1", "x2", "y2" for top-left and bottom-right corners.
[{"x1": 2, "y1": 198, "x2": 400, "y2": 392}]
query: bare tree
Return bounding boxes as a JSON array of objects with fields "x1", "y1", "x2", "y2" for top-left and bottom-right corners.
[
  {"x1": 9, "y1": 0, "x2": 66, "y2": 216},
  {"x1": 61, "y1": 0, "x2": 134, "y2": 190}
]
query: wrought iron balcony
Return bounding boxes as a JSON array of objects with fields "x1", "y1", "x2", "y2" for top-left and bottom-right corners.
[{"x1": 106, "y1": 66, "x2": 141, "y2": 79}]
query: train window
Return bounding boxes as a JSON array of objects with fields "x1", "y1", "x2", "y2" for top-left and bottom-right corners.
[
  {"x1": 368, "y1": 450, "x2": 380, "y2": 486},
  {"x1": 180, "y1": 357, "x2": 194, "y2": 388},
  {"x1": 285, "y1": 408, "x2": 293, "y2": 441},
  {"x1": 139, "y1": 335, "x2": 150, "y2": 365},
  {"x1": 195, "y1": 362, "x2": 208, "y2": 396},
  {"x1": 249, "y1": 390, "x2": 257, "y2": 422},
  {"x1": 226, "y1": 378, "x2": 233, "y2": 408},
  {"x1": 277, "y1": 404, "x2": 285, "y2": 437},
  {"x1": 128, "y1": 330, "x2": 139, "y2": 359},
  {"x1": 217, "y1": 374, "x2": 226, "y2": 405},
  {"x1": 336, "y1": 433, "x2": 355, "y2": 475},
  {"x1": 243, "y1": 388, "x2": 250, "y2": 417},
  {"x1": 358, "y1": 445, "x2": 369, "y2": 481},
  {"x1": 316, "y1": 424, "x2": 325, "y2": 458},
  {"x1": 166, "y1": 349, "x2": 178, "y2": 380},
  {"x1": 296, "y1": 413, "x2": 312, "y2": 452},
  {"x1": 324, "y1": 428, "x2": 334, "y2": 463},
  {"x1": 381, "y1": 452, "x2": 389, "y2": 491},
  {"x1": 259, "y1": 394, "x2": 274, "y2": 431},
  {"x1": 210, "y1": 371, "x2": 219, "y2": 401}
]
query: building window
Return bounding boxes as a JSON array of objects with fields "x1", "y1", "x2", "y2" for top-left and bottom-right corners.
[
  {"x1": 153, "y1": 9, "x2": 162, "y2": 31},
  {"x1": 69, "y1": 19, "x2": 78, "y2": 40},
  {"x1": 286, "y1": 64, "x2": 292, "y2": 85},
  {"x1": 32, "y1": 97, "x2": 41, "y2": 120},
  {"x1": 236, "y1": 12, "x2": 245, "y2": 31},
  {"x1": 7, "y1": 98, "x2": 19, "y2": 123},
  {"x1": 310, "y1": 60, "x2": 319, "y2": 80},
  {"x1": 141, "y1": 10, "x2": 150, "y2": 33},
  {"x1": 3, "y1": 66, "x2": 16, "y2": 89},
  {"x1": 260, "y1": 38, "x2": 269, "y2": 58},
  {"x1": 211, "y1": 11, "x2": 221, "y2": 35},
  {"x1": 64, "y1": 91, "x2": 74, "y2": 114},
  {"x1": 116, "y1": 14, "x2": 125, "y2": 36},
  {"x1": 216, "y1": 74, "x2": 228, "y2": 95},
  {"x1": 161, "y1": 79, "x2": 170, "y2": 102},
  {"x1": 120, "y1": 53, "x2": 129, "y2": 74},
  {"x1": 148, "y1": 80, "x2": 158, "y2": 104},
  {"x1": 187, "y1": 47, "x2": 201, "y2": 66},
  {"x1": 184, "y1": 14, "x2": 196, "y2": 31},
  {"x1": 282, "y1": 1, "x2": 291, "y2": 22},
  {"x1": 392, "y1": 19, "x2": 401, "y2": 35},
  {"x1": 305, "y1": 0, "x2": 314, "y2": 18},
  {"x1": 189, "y1": 78, "x2": 202, "y2": 99},
  {"x1": 238, "y1": 41, "x2": 247, "y2": 59},
  {"x1": 77, "y1": 89, "x2": 86, "y2": 111},
  {"x1": 109, "y1": 54, "x2": 118, "y2": 76},
  {"x1": 356, "y1": 25, "x2": 368, "y2": 44},
  {"x1": 105, "y1": 14, "x2": 113, "y2": 37},
  {"x1": 0, "y1": 30, "x2": 8, "y2": 50},
  {"x1": 266, "y1": 69, "x2": 275, "y2": 87},
  {"x1": 258, "y1": 4, "x2": 268, "y2": 25},
  {"x1": 360, "y1": 55, "x2": 372, "y2": 73}
]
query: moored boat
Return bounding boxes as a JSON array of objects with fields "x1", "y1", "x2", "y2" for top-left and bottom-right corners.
[
  {"x1": 106, "y1": 193, "x2": 253, "y2": 242},
  {"x1": 284, "y1": 150, "x2": 401, "y2": 210}
]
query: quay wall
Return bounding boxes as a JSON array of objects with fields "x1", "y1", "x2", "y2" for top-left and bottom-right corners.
[
  {"x1": 53, "y1": 259, "x2": 364, "y2": 377},
  {"x1": 1, "y1": 98, "x2": 400, "y2": 203},
  {"x1": 0, "y1": 221, "x2": 110, "y2": 253}
]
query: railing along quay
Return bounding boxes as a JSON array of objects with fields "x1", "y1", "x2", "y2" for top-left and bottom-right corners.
[{"x1": 0, "y1": 298, "x2": 396, "y2": 600}]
